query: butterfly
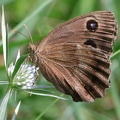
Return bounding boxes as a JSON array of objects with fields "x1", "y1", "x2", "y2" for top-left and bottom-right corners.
[{"x1": 28, "y1": 11, "x2": 117, "y2": 102}]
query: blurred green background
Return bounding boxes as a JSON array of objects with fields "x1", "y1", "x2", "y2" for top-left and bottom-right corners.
[{"x1": 0, "y1": 0, "x2": 120, "y2": 120}]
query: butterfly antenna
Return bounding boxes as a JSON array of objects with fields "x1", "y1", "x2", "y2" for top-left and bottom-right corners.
[
  {"x1": 14, "y1": 30, "x2": 29, "y2": 39},
  {"x1": 23, "y1": 24, "x2": 33, "y2": 43}
]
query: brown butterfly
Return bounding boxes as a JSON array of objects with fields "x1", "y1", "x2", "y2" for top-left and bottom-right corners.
[{"x1": 28, "y1": 11, "x2": 117, "y2": 102}]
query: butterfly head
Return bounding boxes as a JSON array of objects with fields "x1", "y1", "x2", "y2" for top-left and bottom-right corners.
[{"x1": 27, "y1": 43, "x2": 38, "y2": 66}]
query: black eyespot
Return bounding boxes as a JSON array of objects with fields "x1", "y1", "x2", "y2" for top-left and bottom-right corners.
[
  {"x1": 84, "y1": 39, "x2": 97, "y2": 48},
  {"x1": 86, "y1": 20, "x2": 98, "y2": 32}
]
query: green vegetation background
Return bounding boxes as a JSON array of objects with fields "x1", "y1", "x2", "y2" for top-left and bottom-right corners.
[{"x1": 0, "y1": 0, "x2": 120, "y2": 120}]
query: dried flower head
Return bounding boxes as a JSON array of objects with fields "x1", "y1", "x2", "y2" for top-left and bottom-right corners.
[{"x1": 8, "y1": 60, "x2": 39, "y2": 89}]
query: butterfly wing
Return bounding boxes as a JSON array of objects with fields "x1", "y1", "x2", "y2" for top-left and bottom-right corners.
[
  {"x1": 32, "y1": 11, "x2": 117, "y2": 102},
  {"x1": 37, "y1": 11, "x2": 117, "y2": 56}
]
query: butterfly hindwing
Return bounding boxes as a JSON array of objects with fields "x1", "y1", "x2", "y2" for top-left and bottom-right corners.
[{"x1": 39, "y1": 43, "x2": 110, "y2": 102}]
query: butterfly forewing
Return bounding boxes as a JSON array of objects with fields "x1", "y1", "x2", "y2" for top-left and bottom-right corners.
[
  {"x1": 28, "y1": 11, "x2": 117, "y2": 102},
  {"x1": 37, "y1": 11, "x2": 117, "y2": 55}
]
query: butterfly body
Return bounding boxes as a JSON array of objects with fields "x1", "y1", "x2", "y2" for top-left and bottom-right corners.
[{"x1": 28, "y1": 11, "x2": 117, "y2": 102}]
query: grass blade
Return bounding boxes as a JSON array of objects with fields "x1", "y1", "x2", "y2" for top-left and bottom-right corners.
[
  {"x1": 0, "y1": 90, "x2": 11, "y2": 120},
  {"x1": 110, "y1": 76, "x2": 120, "y2": 120},
  {"x1": 36, "y1": 99, "x2": 59, "y2": 120},
  {"x1": 24, "y1": 90, "x2": 67, "y2": 101},
  {"x1": 1, "y1": 6, "x2": 8, "y2": 69},
  {"x1": 111, "y1": 49, "x2": 120, "y2": 59},
  {"x1": 8, "y1": 0, "x2": 54, "y2": 39},
  {"x1": 11, "y1": 101, "x2": 21, "y2": 120}
]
